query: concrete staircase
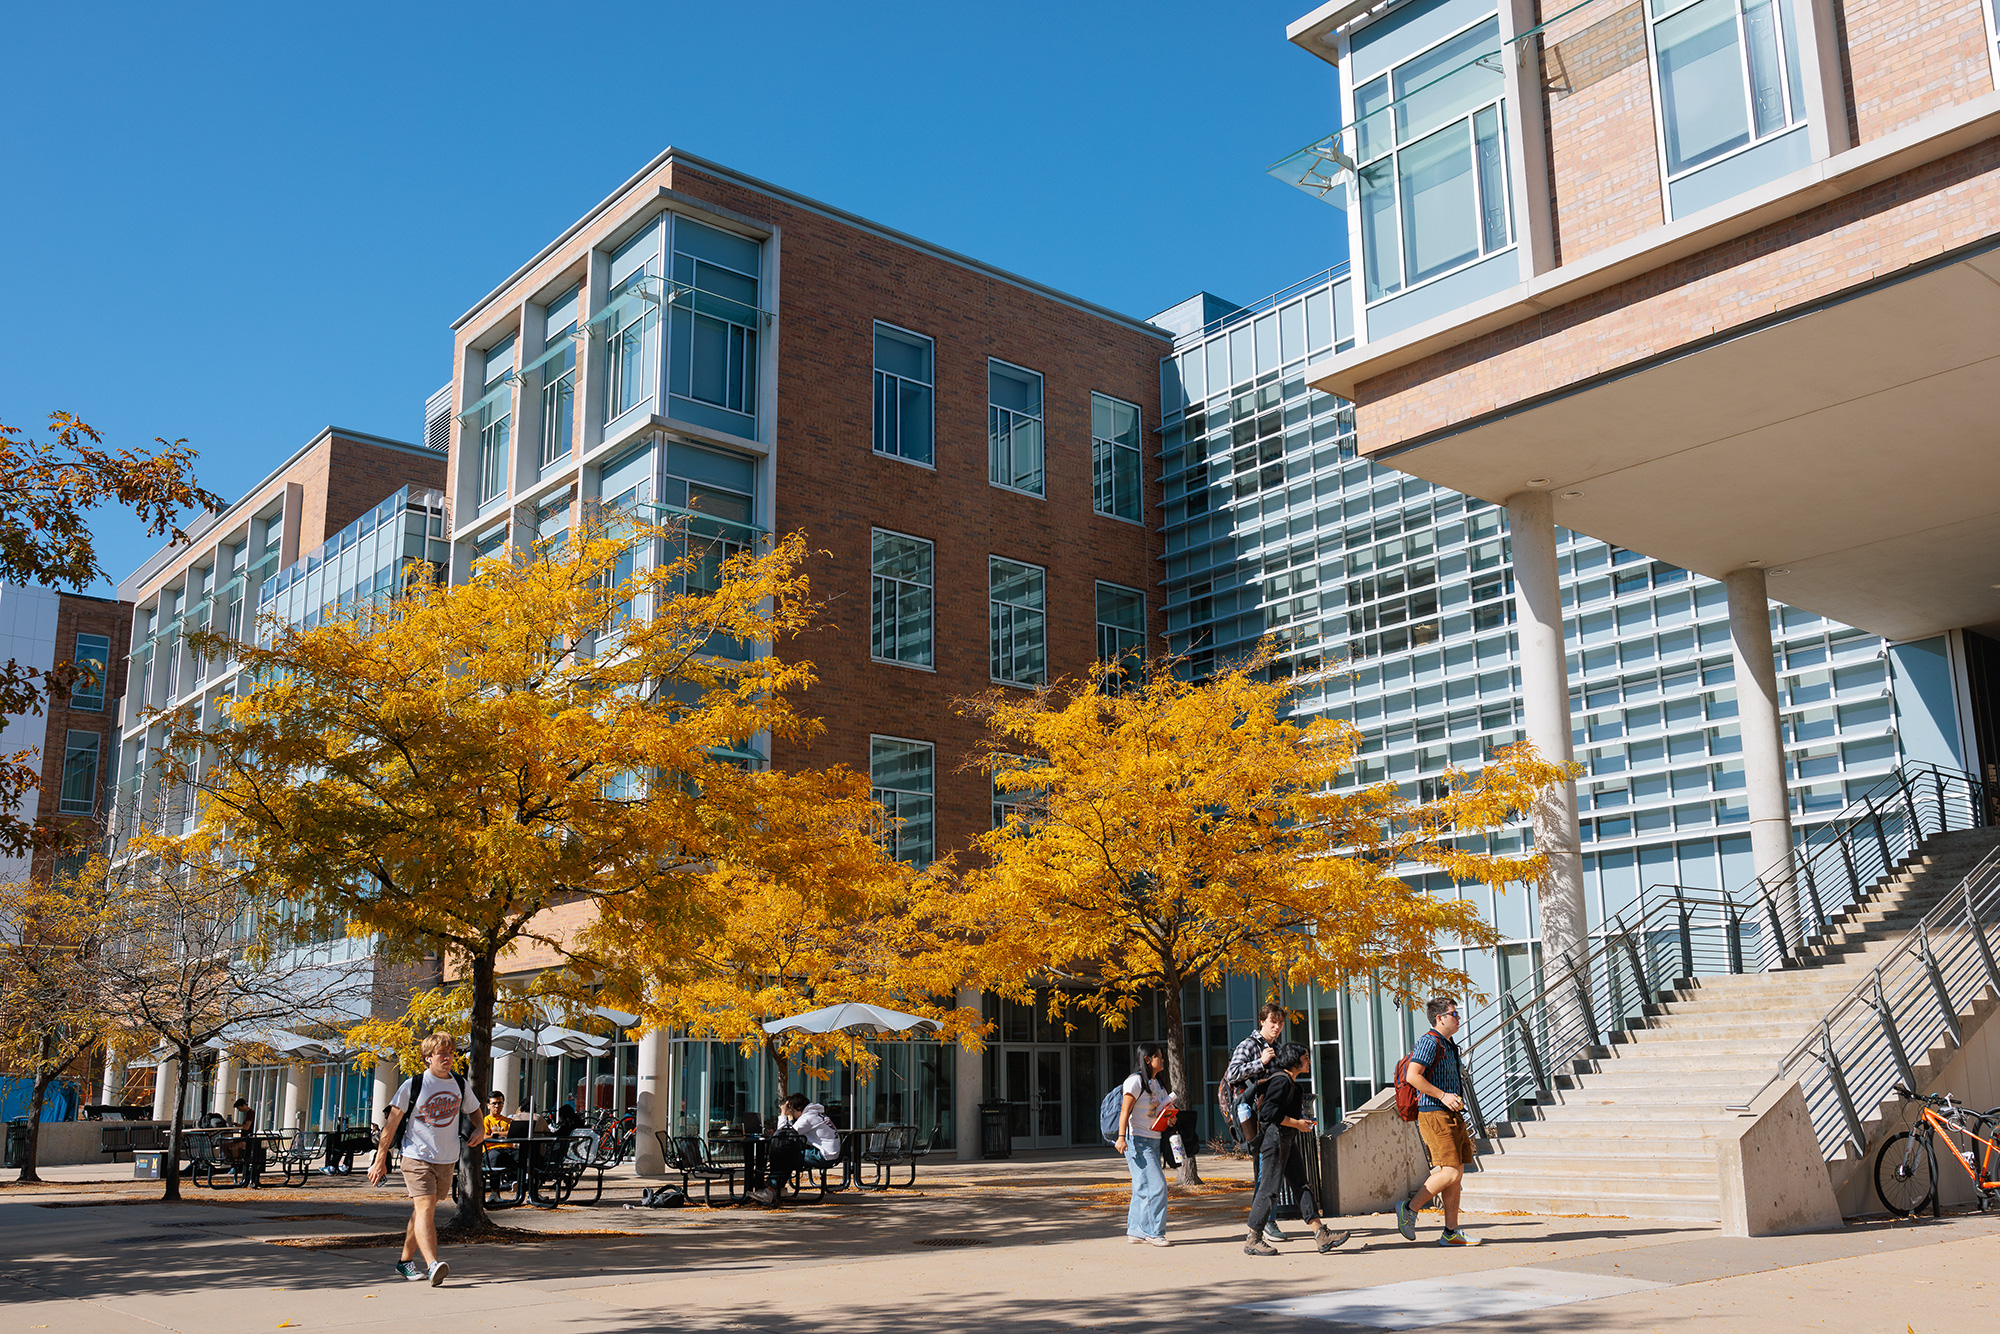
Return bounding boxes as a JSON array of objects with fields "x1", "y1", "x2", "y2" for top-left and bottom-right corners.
[{"x1": 1461, "y1": 825, "x2": 2000, "y2": 1221}]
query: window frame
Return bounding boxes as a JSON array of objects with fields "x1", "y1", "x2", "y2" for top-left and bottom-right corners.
[
  {"x1": 986, "y1": 358, "x2": 1046, "y2": 497},
  {"x1": 59, "y1": 729, "x2": 101, "y2": 815},
  {"x1": 870, "y1": 527, "x2": 936, "y2": 670},
  {"x1": 869, "y1": 733, "x2": 935, "y2": 868},
  {"x1": 1643, "y1": 0, "x2": 1808, "y2": 191},
  {"x1": 1350, "y1": 13, "x2": 1516, "y2": 307},
  {"x1": 1090, "y1": 391, "x2": 1144, "y2": 524},
  {"x1": 70, "y1": 633, "x2": 111, "y2": 711},
  {"x1": 872, "y1": 321, "x2": 936, "y2": 469},
  {"x1": 1094, "y1": 580, "x2": 1147, "y2": 686},
  {"x1": 989, "y1": 555, "x2": 1048, "y2": 688}
]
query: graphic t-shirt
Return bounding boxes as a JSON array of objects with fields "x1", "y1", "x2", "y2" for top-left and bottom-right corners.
[
  {"x1": 1410, "y1": 1030, "x2": 1462, "y2": 1114},
  {"x1": 392, "y1": 1071, "x2": 467, "y2": 1164},
  {"x1": 1121, "y1": 1074, "x2": 1170, "y2": 1140}
]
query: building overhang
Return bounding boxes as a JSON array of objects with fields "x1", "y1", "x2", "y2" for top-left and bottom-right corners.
[{"x1": 1358, "y1": 244, "x2": 2000, "y2": 645}]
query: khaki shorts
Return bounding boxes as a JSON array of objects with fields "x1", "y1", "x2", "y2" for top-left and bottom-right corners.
[
  {"x1": 400, "y1": 1158, "x2": 454, "y2": 1199},
  {"x1": 1417, "y1": 1109, "x2": 1477, "y2": 1169}
]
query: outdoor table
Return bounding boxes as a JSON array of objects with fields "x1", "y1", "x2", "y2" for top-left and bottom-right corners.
[
  {"x1": 834, "y1": 1127, "x2": 891, "y2": 1190},
  {"x1": 708, "y1": 1134, "x2": 769, "y2": 1190},
  {"x1": 499, "y1": 1136, "x2": 569, "y2": 1208}
]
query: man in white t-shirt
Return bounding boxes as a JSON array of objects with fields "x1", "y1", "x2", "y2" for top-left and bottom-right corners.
[{"x1": 369, "y1": 1032, "x2": 487, "y2": 1286}]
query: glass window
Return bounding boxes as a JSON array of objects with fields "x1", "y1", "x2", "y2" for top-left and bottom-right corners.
[
  {"x1": 537, "y1": 285, "x2": 578, "y2": 469},
  {"x1": 602, "y1": 222, "x2": 662, "y2": 423},
  {"x1": 874, "y1": 323, "x2": 935, "y2": 464},
  {"x1": 669, "y1": 218, "x2": 761, "y2": 435},
  {"x1": 871, "y1": 736, "x2": 934, "y2": 867},
  {"x1": 990, "y1": 557, "x2": 1046, "y2": 686},
  {"x1": 60, "y1": 730, "x2": 100, "y2": 814},
  {"x1": 988, "y1": 361, "x2": 1044, "y2": 495},
  {"x1": 871, "y1": 530, "x2": 934, "y2": 667},
  {"x1": 992, "y1": 757, "x2": 1046, "y2": 830},
  {"x1": 477, "y1": 336, "x2": 515, "y2": 505},
  {"x1": 1651, "y1": 0, "x2": 1803, "y2": 177},
  {"x1": 1351, "y1": 17, "x2": 1512, "y2": 302},
  {"x1": 1091, "y1": 393, "x2": 1142, "y2": 521},
  {"x1": 1096, "y1": 582, "x2": 1145, "y2": 685},
  {"x1": 71, "y1": 633, "x2": 110, "y2": 710}
]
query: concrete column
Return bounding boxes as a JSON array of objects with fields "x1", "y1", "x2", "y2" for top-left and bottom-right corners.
[
  {"x1": 1726, "y1": 567, "x2": 1796, "y2": 938},
  {"x1": 491, "y1": 1051, "x2": 521, "y2": 1108},
  {"x1": 282, "y1": 1062, "x2": 309, "y2": 1131},
  {"x1": 954, "y1": 985, "x2": 983, "y2": 1163},
  {"x1": 211, "y1": 1058, "x2": 237, "y2": 1117},
  {"x1": 151, "y1": 1057, "x2": 178, "y2": 1122},
  {"x1": 100, "y1": 1048, "x2": 125, "y2": 1105},
  {"x1": 1505, "y1": 491, "x2": 1587, "y2": 970},
  {"x1": 634, "y1": 1029, "x2": 667, "y2": 1177},
  {"x1": 373, "y1": 1058, "x2": 400, "y2": 1126}
]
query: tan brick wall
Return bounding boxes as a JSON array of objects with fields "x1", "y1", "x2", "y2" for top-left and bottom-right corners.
[
  {"x1": 1542, "y1": 2, "x2": 1665, "y2": 264},
  {"x1": 1846, "y1": 0, "x2": 1995, "y2": 143},
  {"x1": 1356, "y1": 135, "x2": 2000, "y2": 447},
  {"x1": 30, "y1": 593, "x2": 131, "y2": 878}
]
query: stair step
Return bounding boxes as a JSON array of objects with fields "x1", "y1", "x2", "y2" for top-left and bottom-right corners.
[
  {"x1": 1464, "y1": 1167, "x2": 1719, "y2": 1197},
  {"x1": 1457, "y1": 1185, "x2": 1722, "y2": 1220}
]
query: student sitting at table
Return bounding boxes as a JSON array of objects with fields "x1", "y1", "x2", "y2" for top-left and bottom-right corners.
[
  {"x1": 750, "y1": 1093, "x2": 839, "y2": 1205},
  {"x1": 480, "y1": 1092, "x2": 519, "y2": 1192}
]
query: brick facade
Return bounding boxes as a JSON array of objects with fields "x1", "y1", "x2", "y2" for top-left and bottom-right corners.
[
  {"x1": 1845, "y1": 0, "x2": 1994, "y2": 144},
  {"x1": 28, "y1": 592, "x2": 131, "y2": 878},
  {"x1": 1541, "y1": 1, "x2": 1663, "y2": 265},
  {"x1": 1355, "y1": 135, "x2": 2000, "y2": 445}
]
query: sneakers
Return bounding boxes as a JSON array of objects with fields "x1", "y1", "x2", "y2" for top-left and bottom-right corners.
[
  {"x1": 1142, "y1": 1236, "x2": 1169, "y2": 1248},
  {"x1": 748, "y1": 1185, "x2": 779, "y2": 1205},
  {"x1": 427, "y1": 1260, "x2": 450, "y2": 1286},
  {"x1": 1263, "y1": 1223, "x2": 1289, "y2": 1243},
  {"x1": 1438, "y1": 1228, "x2": 1481, "y2": 1247},
  {"x1": 1243, "y1": 1229, "x2": 1278, "y2": 1257},
  {"x1": 1394, "y1": 1195, "x2": 1418, "y2": 1242},
  {"x1": 395, "y1": 1260, "x2": 424, "y2": 1282},
  {"x1": 1125, "y1": 1235, "x2": 1144, "y2": 1244}
]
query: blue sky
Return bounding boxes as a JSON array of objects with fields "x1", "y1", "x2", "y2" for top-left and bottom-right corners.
[{"x1": 3, "y1": 2, "x2": 1347, "y2": 596}]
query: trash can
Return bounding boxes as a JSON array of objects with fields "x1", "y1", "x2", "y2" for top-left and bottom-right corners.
[
  {"x1": 133, "y1": 1149, "x2": 166, "y2": 1180},
  {"x1": 978, "y1": 1104, "x2": 1012, "y2": 1160},
  {"x1": 3, "y1": 1121, "x2": 27, "y2": 1169}
]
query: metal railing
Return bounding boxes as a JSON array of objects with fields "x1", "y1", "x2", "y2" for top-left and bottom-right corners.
[
  {"x1": 1760, "y1": 845, "x2": 2000, "y2": 1163},
  {"x1": 1454, "y1": 762, "x2": 1991, "y2": 1135}
]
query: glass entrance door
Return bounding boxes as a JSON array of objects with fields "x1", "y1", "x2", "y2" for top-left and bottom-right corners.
[{"x1": 1002, "y1": 1048, "x2": 1067, "y2": 1148}]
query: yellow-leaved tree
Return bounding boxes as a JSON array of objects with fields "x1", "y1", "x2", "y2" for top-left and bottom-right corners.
[
  {"x1": 593, "y1": 765, "x2": 983, "y2": 1103},
  {"x1": 946, "y1": 652, "x2": 1574, "y2": 1182},
  {"x1": 155, "y1": 515, "x2": 825, "y2": 1229}
]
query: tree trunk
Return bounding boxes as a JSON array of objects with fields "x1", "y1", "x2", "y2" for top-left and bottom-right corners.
[
  {"x1": 765, "y1": 1034, "x2": 789, "y2": 1097},
  {"x1": 1161, "y1": 975, "x2": 1202, "y2": 1185},
  {"x1": 444, "y1": 950, "x2": 497, "y2": 1235},
  {"x1": 16, "y1": 1040, "x2": 55, "y2": 1184},
  {"x1": 161, "y1": 1043, "x2": 191, "y2": 1203}
]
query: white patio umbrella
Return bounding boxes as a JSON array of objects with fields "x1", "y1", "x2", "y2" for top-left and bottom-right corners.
[{"x1": 762, "y1": 1003, "x2": 941, "y2": 1130}]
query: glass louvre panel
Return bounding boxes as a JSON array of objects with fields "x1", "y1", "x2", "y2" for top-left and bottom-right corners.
[
  {"x1": 871, "y1": 737, "x2": 934, "y2": 867},
  {"x1": 990, "y1": 558, "x2": 1046, "y2": 685},
  {"x1": 60, "y1": 731, "x2": 100, "y2": 814},
  {"x1": 871, "y1": 531, "x2": 933, "y2": 666},
  {"x1": 1742, "y1": 0, "x2": 1787, "y2": 135},
  {"x1": 1399, "y1": 121, "x2": 1480, "y2": 285},
  {"x1": 1392, "y1": 18, "x2": 1502, "y2": 146},
  {"x1": 1656, "y1": 0, "x2": 1752, "y2": 173}
]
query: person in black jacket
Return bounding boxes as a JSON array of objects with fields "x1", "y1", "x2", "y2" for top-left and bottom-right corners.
[{"x1": 1243, "y1": 1044, "x2": 1352, "y2": 1257}]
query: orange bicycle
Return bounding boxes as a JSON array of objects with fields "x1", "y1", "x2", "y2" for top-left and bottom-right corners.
[{"x1": 1874, "y1": 1084, "x2": 2000, "y2": 1217}]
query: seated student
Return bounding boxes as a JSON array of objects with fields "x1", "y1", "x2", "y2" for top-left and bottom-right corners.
[
  {"x1": 480, "y1": 1092, "x2": 518, "y2": 1190},
  {"x1": 554, "y1": 1103, "x2": 585, "y2": 1137},
  {"x1": 228, "y1": 1098, "x2": 267, "y2": 1187},
  {"x1": 751, "y1": 1093, "x2": 839, "y2": 1205}
]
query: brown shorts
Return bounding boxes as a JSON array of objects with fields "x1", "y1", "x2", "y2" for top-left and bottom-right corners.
[
  {"x1": 1417, "y1": 1109, "x2": 1477, "y2": 1168},
  {"x1": 400, "y1": 1158, "x2": 454, "y2": 1199}
]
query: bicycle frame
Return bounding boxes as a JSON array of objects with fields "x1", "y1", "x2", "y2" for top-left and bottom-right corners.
[{"x1": 1919, "y1": 1102, "x2": 2000, "y2": 1194}]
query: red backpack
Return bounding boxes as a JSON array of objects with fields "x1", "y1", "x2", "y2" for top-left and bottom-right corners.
[{"x1": 1393, "y1": 1030, "x2": 1445, "y2": 1123}]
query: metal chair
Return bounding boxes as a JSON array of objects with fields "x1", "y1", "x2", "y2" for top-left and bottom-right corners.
[
  {"x1": 660, "y1": 1133, "x2": 740, "y2": 1205},
  {"x1": 269, "y1": 1129, "x2": 319, "y2": 1186},
  {"x1": 860, "y1": 1123, "x2": 919, "y2": 1189}
]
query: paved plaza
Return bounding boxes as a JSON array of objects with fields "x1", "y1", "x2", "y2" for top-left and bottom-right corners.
[{"x1": 3, "y1": 1151, "x2": 1994, "y2": 1332}]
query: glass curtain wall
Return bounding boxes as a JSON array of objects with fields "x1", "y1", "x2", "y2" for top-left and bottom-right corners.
[
  {"x1": 1157, "y1": 267, "x2": 1898, "y2": 1109},
  {"x1": 666, "y1": 1034, "x2": 955, "y2": 1147}
]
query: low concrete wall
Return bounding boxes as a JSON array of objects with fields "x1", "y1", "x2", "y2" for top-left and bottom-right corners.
[
  {"x1": 1330, "y1": 1088, "x2": 1432, "y2": 1215},
  {"x1": 1716, "y1": 1079, "x2": 1843, "y2": 1236},
  {"x1": 25, "y1": 1120, "x2": 134, "y2": 1167}
]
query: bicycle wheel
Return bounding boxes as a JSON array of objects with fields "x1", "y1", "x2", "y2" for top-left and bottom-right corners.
[{"x1": 1875, "y1": 1129, "x2": 1936, "y2": 1217}]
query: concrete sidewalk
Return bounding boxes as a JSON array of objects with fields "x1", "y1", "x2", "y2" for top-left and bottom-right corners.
[{"x1": 2, "y1": 1151, "x2": 1994, "y2": 1332}]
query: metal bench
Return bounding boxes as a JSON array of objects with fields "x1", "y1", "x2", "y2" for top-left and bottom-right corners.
[
  {"x1": 656, "y1": 1132, "x2": 739, "y2": 1205},
  {"x1": 268, "y1": 1130, "x2": 319, "y2": 1187},
  {"x1": 99, "y1": 1125, "x2": 132, "y2": 1162}
]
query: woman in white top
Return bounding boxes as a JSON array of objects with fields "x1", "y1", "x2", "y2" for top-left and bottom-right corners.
[{"x1": 1113, "y1": 1041, "x2": 1175, "y2": 1246}]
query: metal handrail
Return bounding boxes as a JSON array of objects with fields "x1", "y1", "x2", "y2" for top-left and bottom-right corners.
[
  {"x1": 1453, "y1": 762, "x2": 1990, "y2": 1134},
  {"x1": 1755, "y1": 846, "x2": 2000, "y2": 1161}
]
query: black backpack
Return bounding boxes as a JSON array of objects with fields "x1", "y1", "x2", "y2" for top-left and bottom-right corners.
[{"x1": 396, "y1": 1071, "x2": 467, "y2": 1150}]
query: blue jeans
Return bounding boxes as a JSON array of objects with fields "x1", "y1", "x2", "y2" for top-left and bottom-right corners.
[{"x1": 1125, "y1": 1135, "x2": 1167, "y2": 1239}]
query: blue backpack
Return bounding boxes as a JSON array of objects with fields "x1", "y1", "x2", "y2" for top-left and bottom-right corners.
[{"x1": 1100, "y1": 1086, "x2": 1126, "y2": 1144}]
